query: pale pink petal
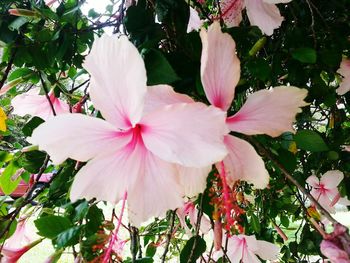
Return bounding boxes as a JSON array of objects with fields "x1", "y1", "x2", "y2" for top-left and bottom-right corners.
[
  {"x1": 143, "y1": 85, "x2": 194, "y2": 115},
  {"x1": 226, "y1": 236, "x2": 245, "y2": 263},
  {"x1": 321, "y1": 170, "x2": 344, "y2": 189},
  {"x1": 141, "y1": 103, "x2": 228, "y2": 167},
  {"x1": 188, "y1": 206, "x2": 211, "y2": 234},
  {"x1": 227, "y1": 86, "x2": 308, "y2": 137},
  {"x1": 318, "y1": 194, "x2": 335, "y2": 213},
  {"x1": 245, "y1": 0, "x2": 284, "y2": 36},
  {"x1": 177, "y1": 165, "x2": 211, "y2": 197},
  {"x1": 11, "y1": 88, "x2": 69, "y2": 120},
  {"x1": 187, "y1": 7, "x2": 203, "y2": 33},
  {"x1": 70, "y1": 140, "x2": 147, "y2": 204},
  {"x1": 222, "y1": 135, "x2": 269, "y2": 189},
  {"x1": 200, "y1": 21, "x2": 240, "y2": 111},
  {"x1": 255, "y1": 240, "x2": 280, "y2": 260},
  {"x1": 83, "y1": 35, "x2": 147, "y2": 129},
  {"x1": 242, "y1": 251, "x2": 261, "y2": 263},
  {"x1": 220, "y1": 0, "x2": 244, "y2": 28},
  {"x1": 127, "y1": 152, "x2": 183, "y2": 226},
  {"x1": 336, "y1": 58, "x2": 350, "y2": 95},
  {"x1": 176, "y1": 206, "x2": 192, "y2": 235},
  {"x1": 29, "y1": 114, "x2": 131, "y2": 164},
  {"x1": 306, "y1": 175, "x2": 320, "y2": 188}
]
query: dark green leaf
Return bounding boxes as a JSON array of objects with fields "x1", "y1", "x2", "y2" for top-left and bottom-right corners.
[
  {"x1": 144, "y1": 50, "x2": 179, "y2": 85},
  {"x1": 18, "y1": 151, "x2": 47, "y2": 173},
  {"x1": 294, "y1": 130, "x2": 329, "y2": 152},
  {"x1": 291, "y1": 48, "x2": 317, "y2": 64},
  {"x1": 22, "y1": 117, "x2": 45, "y2": 137},
  {"x1": 35, "y1": 215, "x2": 72, "y2": 239},
  {"x1": 56, "y1": 226, "x2": 81, "y2": 248},
  {"x1": 180, "y1": 236, "x2": 206, "y2": 263}
]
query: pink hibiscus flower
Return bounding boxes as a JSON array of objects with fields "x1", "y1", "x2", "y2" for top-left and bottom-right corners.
[
  {"x1": 200, "y1": 22, "x2": 307, "y2": 188},
  {"x1": 226, "y1": 234, "x2": 280, "y2": 262},
  {"x1": 177, "y1": 201, "x2": 211, "y2": 235},
  {"x1": 29, "y1": 35, "x2": 228, "y2": 226},
  {"x1": 11, "y1": 88, "x2": 69, "y2": 120},
  {"x1": 336, "y1": 58, "x2": 350, "y2": 95},
  {"x1": 220, "y1": 0, "x2": 292, "y2": 35},
  {"x1": 1, "y1": 218, "x2": 41, "y2": 263},
  {"x1": 306, "y1": 170, "x2": 350, "y2": 213}
]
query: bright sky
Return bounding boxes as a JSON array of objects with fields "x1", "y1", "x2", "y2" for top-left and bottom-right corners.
[{"x1": 81, "y1": 0, "x2": 117, "y2": 15}]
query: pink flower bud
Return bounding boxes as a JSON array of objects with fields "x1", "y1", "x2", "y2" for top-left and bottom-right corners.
[
  {"x1": 8, "y1": 9, "x2": 39, "y2": 18},
  {"x1": 1, "y1": 239, "x2": 42, "y2": 263}
]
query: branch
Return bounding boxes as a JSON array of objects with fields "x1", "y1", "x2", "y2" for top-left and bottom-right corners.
[
  {"x1": 244, "y1": 135, "x2": 337, "y2": 224},
  {"x1": 161, "y1": 210, "x2": 176, "y2": 262},
  {"x1": 39, "y1": 73, "x2": 56, "y2": 116},
  {"x1": 0, "y1": 49, "x2": 17, "y2": 90}
]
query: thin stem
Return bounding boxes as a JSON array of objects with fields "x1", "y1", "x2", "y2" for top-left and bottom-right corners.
[
  {"x1": 245, "y1": 135, "x2": 337, "y2": 224},
  {"x1": 39, "y1": 73, "x2": 56, "y2": 116},
  {"x1": 161, "y1": 210, "x2": 176, "y2": 263}
]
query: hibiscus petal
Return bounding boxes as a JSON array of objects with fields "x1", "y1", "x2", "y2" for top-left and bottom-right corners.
[
  {"x1": 245, "y1": 0, "x2": 284, "y2": 36},
  {"x1": 226, "y1": 236, "x2": 244, "y2": 263},
  {"x1": 227, "y1": 86, "x2": 308, "y2": 137},
  {"x1": 70, "y1": 141, "x2": 147, "y2": 204},
  {"x1": 220, "y1": 0, "x2": 244, "y2": 28},
  {"x1": 12, "y1": 88, "x2": 69, "y2": 120},
  {"x1": 143, "y1": 85, "x2": 194, "y2": 115},
  {"x1": 222, "y1": 135, "x2": 269, "y2": 189},
  {"x1": 336, "y1": 58, "x2": 350, "y2": 95},
  {"x1": 200, "y1": 22, "x2": 240, "y2": 111},
  {"x1": 83, "y1": 35, "x2": 147, "y2": 128},
  {"x1": 177, "y1": 165, "x2": 211, "y2": 197},
  {"x1": 187, "y1": 7, "x2": 203, "y2": 32},
  {"x1": 127, "y1": 152, "x2": 183, "y2": 226},
  {"x1": 141, "y1": 102, "x2": 228, "y2": 167},
  {"x1": 306, "y1": 175, "x2": 320, "y2": 188},
  {"x1": 321, "y1": 170, "x2": 344, "y2": 189},
  {"x1": 29, "y1": 114, "x2": 131, "y2": 164},
  {"x1": 255, "y1": 240, "x2": 280, "y2": 260}
]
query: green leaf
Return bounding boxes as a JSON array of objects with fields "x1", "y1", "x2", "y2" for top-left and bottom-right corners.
[
  {"x1": 0, "y1": 161, "x2": 21, "y2": 195},
  {"x1": 8, "y1": 68, "x2": 34, "y2": 81},
  {"x1": 35, "y1": 215, "x2": 72, "y2": 239},
  {"x1": 8, "y1": 17, "x2": 28, "y2": 31},
  {"x1": 146, "y1": 242, "x2": 157, "y2": 257},
  {"x1": 291, "y1": 48, "x2": 317, "y2": 64},
  {"x1": 246, "y1": 58, "x2": 271, "y2": 81},
  {"x1": 22, "y1": 117, "x2": 45, "y2": 137},
  {"x1": 280, "y1": 214, "x2": 290, "y2": 228},
  {"x1": 144, "y1": 50, "x2": 179, "y2": 85},
  {"x1": 250, "y1": 213, "x2": 261, "y2": 233},
  {"x1": 56, "y1": 226, "x2": 81, "y2": 248},
  {"x1": 294, "y1": 130, "x2": 329, "y2": 152},
  {"x1": 85, "y1": 205, "x2": 104, "y2": 236},
  {"x1": 180, "y1": 235, "x2": 206, "y2": 263},
  {"x1": 73, "y1": 201, "x2": 89, "y2": 222},
  {"x1": 18, "y1": 151, "x2": 47, "y2": 173}
]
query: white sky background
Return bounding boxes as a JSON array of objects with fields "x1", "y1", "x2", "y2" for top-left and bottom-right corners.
[{"x1": 81, "y1": 0, "x2": 114, "y2": 15}]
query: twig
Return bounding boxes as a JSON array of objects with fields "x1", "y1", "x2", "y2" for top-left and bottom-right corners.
[
  {"x1": 39, "y1": 73, "x2": 56, "y2": 116},
  {"x1": 161, "y1": 210, "x2": 176, "y2": 263},
  {"x1": 244, "y1": 135, "x2": 337, "y2": 224},
  {"x1": 0, "y1": 49, "x2": 17, "y2": 90}
]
